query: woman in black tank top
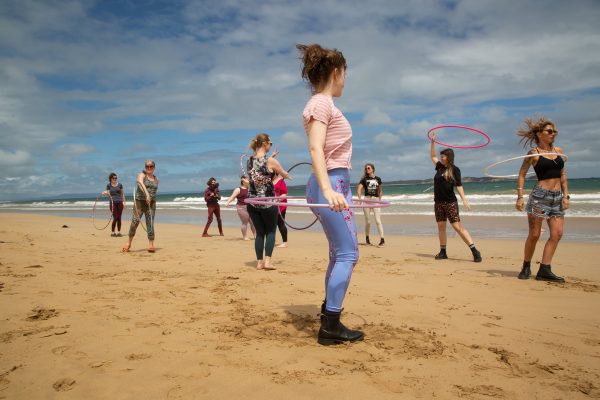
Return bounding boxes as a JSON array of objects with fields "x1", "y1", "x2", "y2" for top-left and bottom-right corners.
[{"x1": 515, "y1": 117, "x2": 570, "y2": 283}]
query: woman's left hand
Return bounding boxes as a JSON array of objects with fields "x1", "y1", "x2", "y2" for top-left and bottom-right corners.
[
  {"x1": 463, "y1": 200, "x2": 472, "y2": 211},
  {"x1": 562, "y1": 198, "x2": 570, "y2": 210}
]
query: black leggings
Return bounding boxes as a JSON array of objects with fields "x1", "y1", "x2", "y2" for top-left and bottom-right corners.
[
  {"x1": 277, "y1": 209, "x2": 288, "y2": 243},
  {"x1": 247, "y1": 204, "x2": 278, "y2": 259}
]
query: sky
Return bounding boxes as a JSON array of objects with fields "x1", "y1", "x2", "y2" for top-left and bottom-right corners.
[{"x1": 1, "y1": 0, "x2": 600, "y2": 201}]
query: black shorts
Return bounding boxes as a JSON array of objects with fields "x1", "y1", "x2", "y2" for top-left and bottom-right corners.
[{"x1": 434, "y1": 201, "x2": 460, "y2": 223}]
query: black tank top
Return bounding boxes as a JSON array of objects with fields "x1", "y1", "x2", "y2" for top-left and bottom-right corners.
[{"x1": 533, "y1": 149, "x2": 564, "y2": 181}]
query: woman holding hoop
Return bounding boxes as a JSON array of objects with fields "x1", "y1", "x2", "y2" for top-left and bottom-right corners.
[
  {"x1": 247, "y1": 133, "x2": 290, "y2": 270},
  {"x1": 123, "y1": 160, "x2": 159, "y2": 253},
  {"x1": 515, "y1": 117, "x2": 568, "y2": 283},
  {"x1": 298, "y1": 43, "x2": 363, "y2": 345},
  {"x1": 273, "y1": 171, "x2": 288, "y2": 248},
  {"x1": 430, "y1": 134, "x2": 482, "y2": 263},
  {"x1": 102, "y1": 172, "x2": 126, "y2": 237},
  {"x1": 225, "y1": 175, "x2": 256, "y2": 240},
  {"x1": 357, "y1": 163, "x2": 385, "y2": 247}
]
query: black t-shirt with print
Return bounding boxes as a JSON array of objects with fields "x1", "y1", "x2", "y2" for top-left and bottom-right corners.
[{"x1": 359, "y1": 176, "x2": 382, "y2": 197}]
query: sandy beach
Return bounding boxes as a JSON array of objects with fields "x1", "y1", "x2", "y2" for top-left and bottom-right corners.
[{"x1": 1, "y1": 212, "x2": 599, "y2": 399}]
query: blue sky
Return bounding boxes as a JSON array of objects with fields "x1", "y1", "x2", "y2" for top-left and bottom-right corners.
[{"x1": 1, "y1": 0, "x2": 599, "y2": 200}]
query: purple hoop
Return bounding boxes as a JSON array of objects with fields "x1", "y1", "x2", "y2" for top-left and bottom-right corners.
[
  {"x1": 427, "y1": 125, "x2": 490, "y2": 149},
  {"x1": 245, "y1": 196, "x2": 391, "y2": 209}
]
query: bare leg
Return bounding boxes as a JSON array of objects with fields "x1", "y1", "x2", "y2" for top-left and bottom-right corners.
[
  {"x1": 541, "y1": 217, "x2": 564, "y2": 264},
  {"x1": 437, "y1": 221, "x2": 447, "y2": 246},
  {"x1": 524, "y1": 214, "x2": 543, "y2": 261},
  {"x1": 450, "y1": 221, "x2": 474, "y2": 246}
]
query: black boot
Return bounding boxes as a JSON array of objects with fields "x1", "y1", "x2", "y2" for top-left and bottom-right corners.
[
  {"x1": 366, "y1": 236, "x2": 371, "y2": 245},
  {"x1": 518, "y1": 261, "x2": 531, "y2": 280},
  {"x1": 435, "y1": 250, "x2": 448, "y2": 260},
  {"x1": 318, "y1": 309, "x2": 364, "y2": 345},
  {"x1": 471, "y1": 248, "x2": 482, "y2": 263},
  {"x1": 378, "y1": 238, "x2": 385, "y2": 247},
  {"x1": 535, "y1": 264, "x2": 565, "y2": 283}
]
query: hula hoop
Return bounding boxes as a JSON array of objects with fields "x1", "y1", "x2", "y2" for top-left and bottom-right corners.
[
  {"x1": 92, "y1": 194, "x2": 113, "y2": 230},
  {"x1": 483, "y1": 153, "x2": 568, "y2": 179},
  {"x1": 246, "y1": 196, "x2": 391, "y2": 209},
  {"x1": 427, "y1": 125, "x2": 490, "y2": 149},
  {"x1": 133, "y1": 183, "x2": 154, "y2": 233},
  {"x1": 240, "y1": 154, "x2": 249, "y2": 176},
  {"x1": 279, "y1": 161, "x2": 318, "y2": 231}
]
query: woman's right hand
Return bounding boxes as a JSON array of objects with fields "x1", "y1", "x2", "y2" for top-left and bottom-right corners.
[
  {"x1": 323, "y1": 188, "x2": 348, "y2": 212},
  {"x1": 146, "y1": 194, "x2": 150, "y2": 204},
  {"x1": 515, "y1": 197, "x2": 524, "y2": 211}
]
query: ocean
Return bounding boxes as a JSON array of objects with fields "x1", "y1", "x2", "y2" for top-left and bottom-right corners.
[{"x1": 1, "y1": 178, "x2": 598, "y2": 241}]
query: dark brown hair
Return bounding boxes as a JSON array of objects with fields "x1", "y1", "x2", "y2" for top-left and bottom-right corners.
[
  {"x1": 517, "y1": 116, "x2": 557, "y2": 148},
  {"x1": 296, "y1": 43, "x2": 347, "y2": 93}
]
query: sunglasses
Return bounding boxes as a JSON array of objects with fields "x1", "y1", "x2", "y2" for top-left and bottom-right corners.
[
  {"x1": 111, "y1": 177, "x2": 118, "y2": 179},
  {"x1": 542, "y1": 129, "x2": 558, "y2": 135},
  {"x1": 145, "y1": 165, "x2": 155, "y2": 168}
]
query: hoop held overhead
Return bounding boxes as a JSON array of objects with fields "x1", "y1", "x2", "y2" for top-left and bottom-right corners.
[{"x1": 427, "y1": 125, "x2": 490, "y2": 149}]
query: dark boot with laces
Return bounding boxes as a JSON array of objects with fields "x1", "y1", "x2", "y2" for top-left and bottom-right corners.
[
  {"x1": 518, "y1": 261, "x2": 531, "y2": 280},
  {"x1": 535, "y1": 264, "x2": 565, "y2": 283}
]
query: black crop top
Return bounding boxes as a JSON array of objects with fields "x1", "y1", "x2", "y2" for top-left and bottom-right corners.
[{"x1": 533, "y1": 149, "x2": 564, "y2": 181}]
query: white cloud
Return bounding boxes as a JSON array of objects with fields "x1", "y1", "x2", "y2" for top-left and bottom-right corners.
[
  {"x1": 0, "y1": 149, "x2": 32, "y2": 166},
  {"x1": 374, "y1": 132, "x2": 399, "y2": 146}
]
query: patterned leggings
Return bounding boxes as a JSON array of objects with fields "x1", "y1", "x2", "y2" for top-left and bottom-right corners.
[{"x1": 129, "y1": 199, "x2": 156, "y2": 240}]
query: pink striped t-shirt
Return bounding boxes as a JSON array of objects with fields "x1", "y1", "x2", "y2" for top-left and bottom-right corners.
[{"x1": 302, "y1": 94, "x2": 352, "y2": 170}]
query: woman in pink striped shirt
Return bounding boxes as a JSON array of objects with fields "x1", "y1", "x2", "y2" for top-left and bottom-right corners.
[{"x1": 297, "y1": 43, "x2": 363, "y2": 346}]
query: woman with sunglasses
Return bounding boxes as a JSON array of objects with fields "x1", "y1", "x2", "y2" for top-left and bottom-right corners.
[
  {"x1": 123, "y1": 160, "x2": 159, "y2": 253},
  {"x1": 357, "y1": 163, "x2": 385, "y2": 246},
  {"x1": 430, "y1": 133, "x2": 482, "y2": 263},
  {"x1": 246, "y1": 133, "x2": 290, "y2": 270},
  {"x1": 515, "y1": 117, "x2": 569, "y2": 283},
  {"x1": 298, "y1": 43, "x2": 363, "y2": 345},
  {"x1": 102, "y1": 172, "x2": 126, "y2": 237}
]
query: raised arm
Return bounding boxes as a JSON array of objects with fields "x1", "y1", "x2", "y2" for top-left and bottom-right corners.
[
  {"x1": 267, "y1": 157, "x2": 290, "y2": 180},
  {"x1": 307, "y1": 119, "x2": 348, "y2": 211},
  {"x1": 430, "y1": 133, "x2": 439, "y2": 165}
]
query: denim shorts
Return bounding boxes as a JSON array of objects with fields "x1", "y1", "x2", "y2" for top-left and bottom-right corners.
[{"x1": 525, "y1": 186, "x2": 564, "y2": 219}]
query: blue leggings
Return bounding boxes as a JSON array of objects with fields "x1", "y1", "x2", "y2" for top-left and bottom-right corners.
[{"x1": 306, "y1": 168, "x2": 358, "y2": 313}]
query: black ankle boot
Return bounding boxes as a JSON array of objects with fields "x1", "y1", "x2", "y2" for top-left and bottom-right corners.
[
  {"x1": 318, "y1": 309, "x2": 364, "y2": 345},
  {"x1": 366, "y1": 236, "x2": 371, "y2": 245},
  {"x1": 518, "y1": 262, "x2": 531, "y2": 280},
  {"x1": 471, "y1": 248, "x2": 482, "y2": 263},
  {"x1": 535, "y1": 264, "x2": 565, "y2": 283},
  {"x1": 435, "y1": 251, "x2": 448, "y2": 260}
]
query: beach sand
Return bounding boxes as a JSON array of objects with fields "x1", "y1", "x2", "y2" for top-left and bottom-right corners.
[{"x1": 1, "y1": 213, "x2": 599, "y2": 399}]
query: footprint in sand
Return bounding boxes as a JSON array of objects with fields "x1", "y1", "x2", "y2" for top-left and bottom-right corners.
[
  {"x1": 53, "y1": 378, "x2": 76, "y2": 392},
  {"x1": 125, "y1": 353, "x2": 152, "y2": 360},
  {"x1": 26, "y1": 307, "x2": 59, "y2": 321}
]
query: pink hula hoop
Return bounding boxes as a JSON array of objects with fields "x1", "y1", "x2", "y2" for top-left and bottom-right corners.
[
  {"x1": 427, "y1": 125, "x2": 490, "y2": 149},
  {"x1": 245, "y1": 196, "x2": 391, "y2": 209}
]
